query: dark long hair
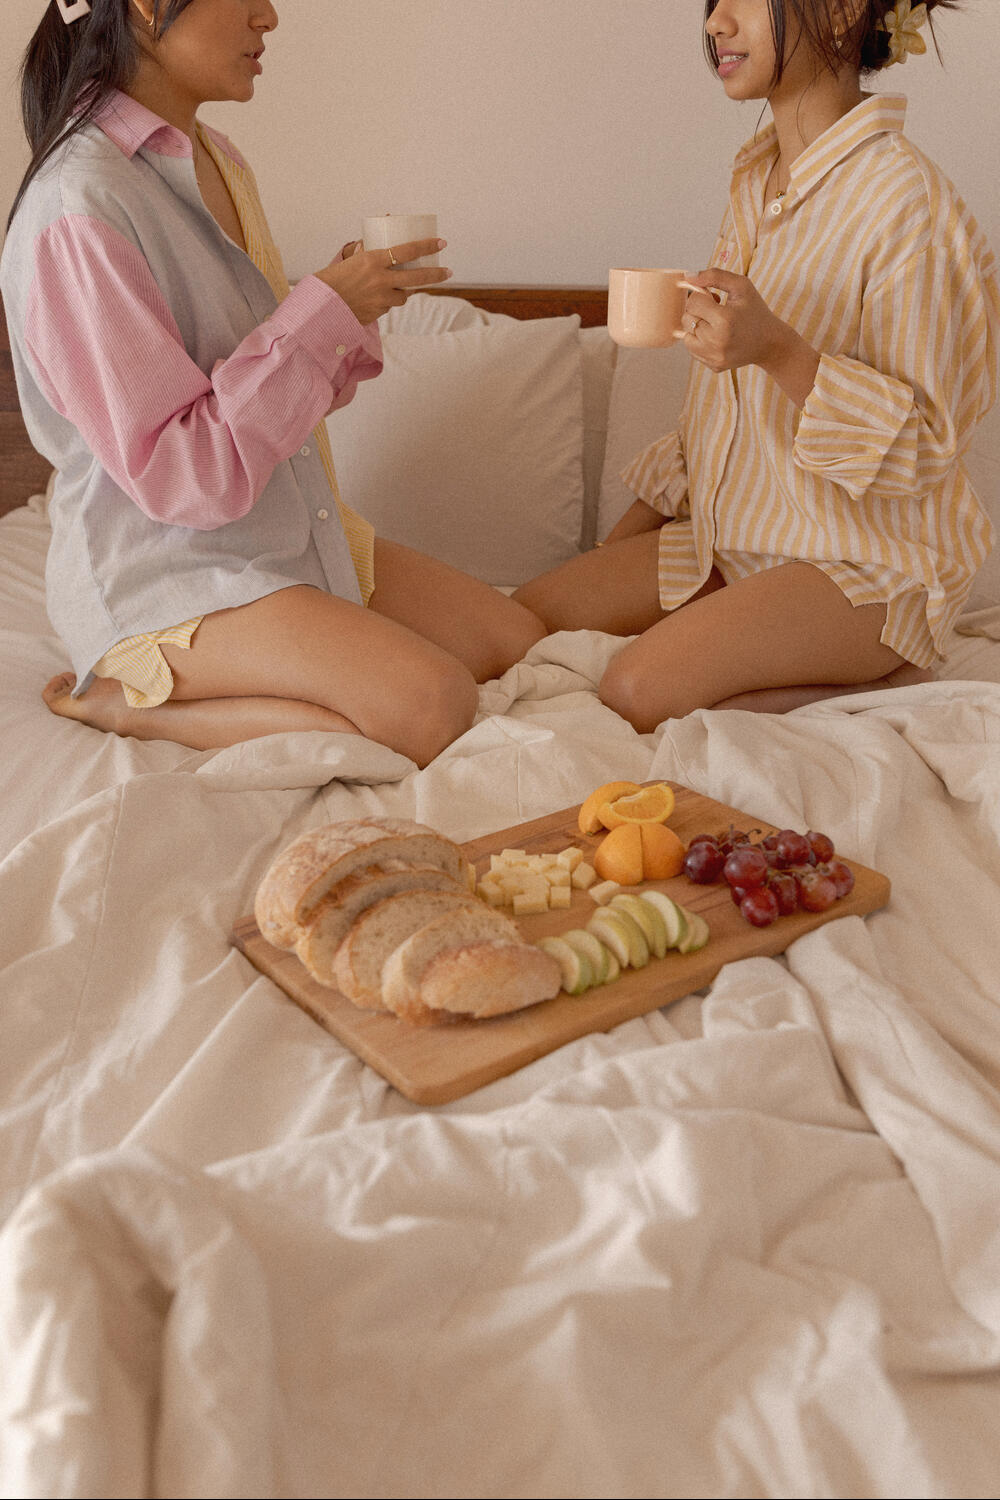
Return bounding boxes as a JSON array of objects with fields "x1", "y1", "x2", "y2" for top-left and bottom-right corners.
[
  {"x1": 7, "y1": 0, "x2": 196, "y2": 231},
  {"x1": 703, "y1": 0, "x2": 963, "y2": 85}
]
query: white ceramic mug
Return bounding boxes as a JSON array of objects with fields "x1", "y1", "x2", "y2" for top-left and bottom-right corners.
[
  {"x1": 608, "y1": 267, "x2": 704, "y2": 347},
  {"x1": 362, "y1": 213, "x2": 440, "y2": 276}
]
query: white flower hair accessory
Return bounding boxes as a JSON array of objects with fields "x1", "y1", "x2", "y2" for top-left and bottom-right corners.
[
  {"x1": 880, "y1": 2, "x2": 929, "y2": 65},
  {"x1": 54, "y1": 0, "x2": 92, "y2": 21}
]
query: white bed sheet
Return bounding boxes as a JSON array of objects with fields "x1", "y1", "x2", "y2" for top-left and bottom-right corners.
[{"x1": 2, "y1": 499, "x2": 1000, "y2": 1499}]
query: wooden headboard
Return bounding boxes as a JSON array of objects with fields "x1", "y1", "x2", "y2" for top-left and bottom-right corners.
[{"x1": 0, "y1": 284, "x2": 609, "y2": 521}]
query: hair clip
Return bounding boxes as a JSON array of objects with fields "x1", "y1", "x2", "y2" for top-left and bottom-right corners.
[
  {"x1": 54, "y1": 0, "x2": 92, "y2": 23},
  {"x1": 879, "y1": 2, "x2": 929, "y2": 65}
]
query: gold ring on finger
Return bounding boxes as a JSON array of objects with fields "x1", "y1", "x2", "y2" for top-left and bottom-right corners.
[{"x1": 387, "y1": 248, "x2": 398, "y2": 267}]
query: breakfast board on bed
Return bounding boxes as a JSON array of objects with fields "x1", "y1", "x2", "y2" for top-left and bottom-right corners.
[{"x1": 232, "y1": 782, "x2": 890, "y2": 1105}]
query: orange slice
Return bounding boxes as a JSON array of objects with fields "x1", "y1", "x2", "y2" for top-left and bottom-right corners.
[
  {"x1": 639, "y1": 822, "x2": 686, "y2": 880},
  {"x1": 577, "y1": 780, "x2": 642, "y2": 835},
  {"x1": 598, "y1": 782, "x2": 676, "y2": 830},
  {"x1": 593, "y1": 824, "x2": 644, "y2": 885}
]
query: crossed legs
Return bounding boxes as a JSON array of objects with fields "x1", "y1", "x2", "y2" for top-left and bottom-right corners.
[{"x1": 514, "y1": 531, "x2": 932, "y2": 733}]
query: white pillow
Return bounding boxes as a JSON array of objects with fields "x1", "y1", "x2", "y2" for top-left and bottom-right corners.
[
  {"x1": 597, "y1": 345, "x2": 691, "y2": 540},
  {"x1": 329, "y1": 313, "x2": 585, "y2": 586},
  {"x1": 380, "y1": 291, "x2": 492, "y2": 335},
  {"x1": 579, "y1": 326, "x2": 617, "y2": 552}
]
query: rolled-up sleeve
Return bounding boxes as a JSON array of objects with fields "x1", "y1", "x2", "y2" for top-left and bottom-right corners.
[
  {"x1": 794, "y1": 240, "x2": 999, "y2": 502},
  {"x1": 24, "y1": 214, "x2": 383, "y2": 530},
  {"x1": 620, "y1": 429, "x2": 691, "y2": 519}
]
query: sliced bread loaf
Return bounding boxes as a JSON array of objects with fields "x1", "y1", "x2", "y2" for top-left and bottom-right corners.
[
  {"x1": 380, "y1": 905, "x2": 561, "y2": 1025},
  {"x1": 330, "y1": 888, "x2": 481, "y2": 1011},
  {"x1": 254, "y1": 817, "x2": 467, "y2": 948},
  {"x1": 296, "y1": 862, "x2": 469, "y2": 982}
]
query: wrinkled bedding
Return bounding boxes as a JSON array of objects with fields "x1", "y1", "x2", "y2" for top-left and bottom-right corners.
[{"x1": 2, "y1": 497, "x2": 1000, "y2": 1499}]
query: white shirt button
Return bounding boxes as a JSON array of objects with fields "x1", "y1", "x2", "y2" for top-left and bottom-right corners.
[
  {"x1": 300, "y1": 445, "x2": 311, "y2": 457},
  {"x1": 316, "y1": 508, "x2": 329, "y2": 521},
  {"x1": 336, "y1": 344, "x2": 347, "y2": 356},
  {"x1": 769, "y1": 201, "x2": 783, "y2": 217}
]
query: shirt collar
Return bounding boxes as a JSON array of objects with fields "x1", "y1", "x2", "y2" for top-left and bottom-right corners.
[
  {"x1": 93, "y1": 89, "x2": 194, "y2": 160},
  {"x1": 733, "y1": 93, "x2": 908, "y2": 200}
]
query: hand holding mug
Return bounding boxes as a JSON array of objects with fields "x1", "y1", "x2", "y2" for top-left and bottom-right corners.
[
  {"x1": 676, "y1": 268, "x2": 790, "y2": 373},
  {"x1": 316, "y1": 237, "x2": 451, "y2": 326}
]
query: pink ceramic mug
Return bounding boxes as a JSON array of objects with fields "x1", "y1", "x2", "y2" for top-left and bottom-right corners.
[{"x1": 608, "y1": 267, "x2": 706, "y2": 347}]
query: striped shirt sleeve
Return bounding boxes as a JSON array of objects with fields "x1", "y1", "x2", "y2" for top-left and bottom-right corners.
[
  {"x1": 620, "y1": 429, "x2": 690, "y2": 518},
  {"x1": 794, "y1": 240, "x2": 999, "y2": 502},
  {"x1": 24, "y1": 213, "x2": 382, "y2": 530}
]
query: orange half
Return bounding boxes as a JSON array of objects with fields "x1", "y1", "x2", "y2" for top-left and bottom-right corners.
[
  {"x1": 593, "y1": 824, "x2": 644, "y2": 885},
  {"x1": 639, "y1": 822, "x2": 686, "y2": 880}
]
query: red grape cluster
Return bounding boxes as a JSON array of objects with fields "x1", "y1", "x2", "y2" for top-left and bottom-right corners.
[{"x1": 682, "y1": 825, "x2": 855, "y2": 928}]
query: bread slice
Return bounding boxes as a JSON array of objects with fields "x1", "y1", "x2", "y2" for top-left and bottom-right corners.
[
  {"x1": 295, "y1": 862, "x2": 468, "y2": 980},
  {"x1": 254, "y1": 817, "x2": 467, "y2": 948},
  {"x1": 330, "y1": 888, "x2": 481, "y2": 1011},
  {"x1": 380, "y1": 905, "x2": 561, "y2": 1025}
]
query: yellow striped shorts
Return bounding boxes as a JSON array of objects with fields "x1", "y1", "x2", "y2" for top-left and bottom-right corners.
[{"x1": 92, "y1": 618, "x2": 204, "y2": 708}]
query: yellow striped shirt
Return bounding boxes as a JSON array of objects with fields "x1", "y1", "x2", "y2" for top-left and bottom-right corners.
[{"x1": 622, "y1": 95, "x2": 999, "y2": 667}]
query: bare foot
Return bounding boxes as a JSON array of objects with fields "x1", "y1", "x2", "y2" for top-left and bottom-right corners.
[
  {"x1": 42, "y1": 672, "x2": 130, "y2": 732},
  {"x1": 42, "y1": 670, "x2": 365, "y2": 751},
  {"x1": 716, "y1": 663, "x2": 936, "y2": 715}
]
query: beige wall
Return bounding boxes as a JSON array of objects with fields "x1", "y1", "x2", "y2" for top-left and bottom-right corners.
[{"x1": 3, "y1": 1, "x2": 997, "y2": 285}]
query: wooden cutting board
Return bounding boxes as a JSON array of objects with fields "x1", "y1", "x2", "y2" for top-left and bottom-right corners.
[{"x1": 231, "y1": 784, "x2": 890, "y2": 1106}]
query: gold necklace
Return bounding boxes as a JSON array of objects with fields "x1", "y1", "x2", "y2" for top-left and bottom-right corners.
[{"x1": 765, "y1": 157, "x2": 789, "y2": 218}]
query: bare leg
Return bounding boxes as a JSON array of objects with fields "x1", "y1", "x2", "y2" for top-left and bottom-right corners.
[
  {"x1": 598, "y1": 561, "x2": 923, "y2": 732},
  {"x1": 43, "y1": 585, "x2": 482, "y2": 767},
  {"x1": 513, "y1": 531, "x2": 686, "y2": 636},
  {"x1": 715, "y1": 662, "x2": 935, "y2": 714},
  {"x1": 370, "y1": 538, "x2": 546, "y2": 681},
  {"x1": 43, "y1": 672, "x2": 361, "y2": 750},
  {"x1": 42, "y1": 543, "x2": 547, "y2": 759}
]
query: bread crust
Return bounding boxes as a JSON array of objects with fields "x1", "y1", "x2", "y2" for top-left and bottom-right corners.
[
  {"x1": 294, "y1": 863, "x2": 466, "y2": 979},
  {"x1": 388, "y1": 941, "x2": 562, "y2": 1025},
  {"x1": 254, "y1": 817, "x2": 466, "y2": 948},
  {"x1": 330, "y1": 889, "x2": 481, "y2": 1011},
  {"x1": 254, "y1": 816, "x2": 560, "y2": 1031},
  {"x1": 380, "y1": 904, "x2": 559, "y2": 1023}
]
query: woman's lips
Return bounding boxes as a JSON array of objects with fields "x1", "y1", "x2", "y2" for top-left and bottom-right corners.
[{"x1": 717, "y1": 53, "x2": 748, "y2": 79}]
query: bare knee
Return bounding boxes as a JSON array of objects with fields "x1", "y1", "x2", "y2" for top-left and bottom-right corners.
[
  {"x1": 385, "y1": 659, "x2": 479, "y2": 767},
  {"x1": 599, "y1": 649, "x2": 687, "y2": 733}
]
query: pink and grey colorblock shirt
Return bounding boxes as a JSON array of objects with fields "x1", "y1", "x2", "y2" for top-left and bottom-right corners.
[{"x1": 1, "y1": 91, "x2": 382, "y2": 693}]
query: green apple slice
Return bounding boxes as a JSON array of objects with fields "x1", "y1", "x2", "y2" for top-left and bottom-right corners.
[
  {"x1": 587, "y1": 907, "x2": 650, "y2": 969},
  {"x1": 676, "y1": 910, "x2": 710, "y2": 954},
  {"x1": 610, "y1": 893, "x2": 669, "y2": 958},
  {"x1": 560, "y1": 928, "x2": 611, "y2": 985},
  {"x1": 537, "y1": 936, "x2": 593, "y2": 995},
  {"x1": 634, "y1": 889, "x2": 688, "y2": 950},
  {"x1": 603, "y1": 949, "x2": 621, "y2": 984}
]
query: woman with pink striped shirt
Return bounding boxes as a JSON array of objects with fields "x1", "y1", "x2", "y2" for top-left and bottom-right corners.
[
  {"x1": 515, "y1": 0, "x2": 999, "y2": 727},
  {"x1": 2, "y1": 1, "x2": 545, "y2": 767}
]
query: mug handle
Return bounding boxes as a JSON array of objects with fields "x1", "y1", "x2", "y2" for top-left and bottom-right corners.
[{"x1": 677, "y1": 280, "x2": 729, "y2": 305}]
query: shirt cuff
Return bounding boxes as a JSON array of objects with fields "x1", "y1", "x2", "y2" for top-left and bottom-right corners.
[
  {"x1": 794, "y1": 353, "x2": 913, "y2": 499},
  {"x1": 268, "y1": 274, "x2": 382, "y2": 376},
  {"x1": 620, "y1": 430, "x2": 690, "y2": 519}
]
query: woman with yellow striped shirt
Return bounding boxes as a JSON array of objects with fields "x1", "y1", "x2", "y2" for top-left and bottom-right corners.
[{"x1": 515, "y1": 0, "x2": 998, "y2": 729}]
